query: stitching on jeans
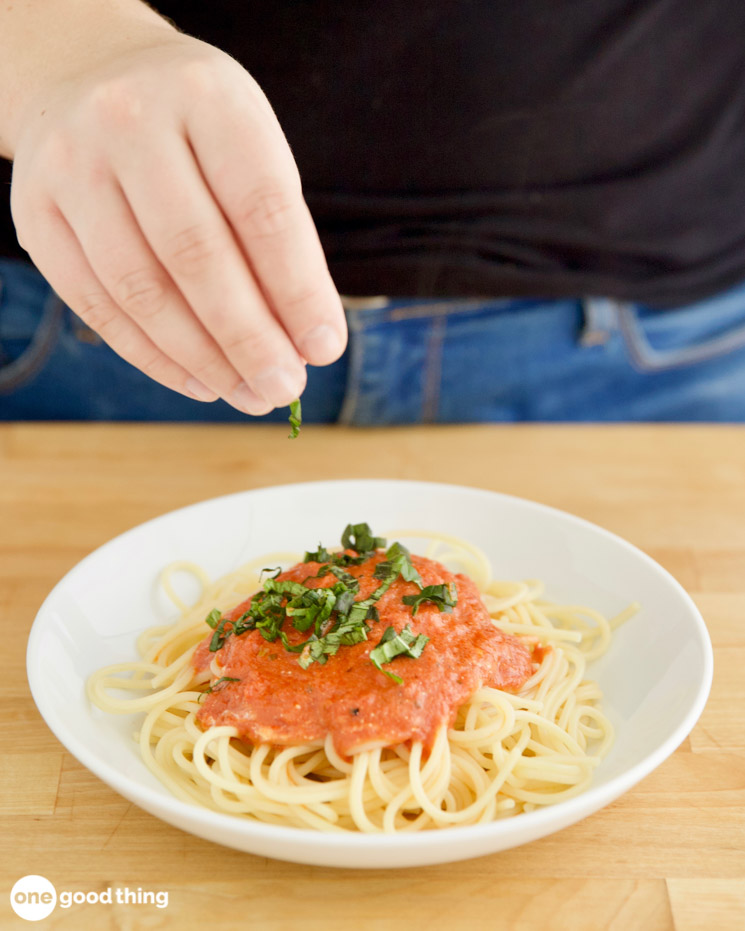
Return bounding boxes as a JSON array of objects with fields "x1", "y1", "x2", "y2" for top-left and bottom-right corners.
[
  {"x1": 337, "y1": 311, "x2": 366, "y2": 425},
  {"x1": 0, "y1": 289, "x2": 65, "y2": 394},
  {"x1": 421, "y1": 315, "x2": 445, "y2": 423},
  {"x1": 0, "y1": 272, "x2": 7, "y2": 367},
  {"x1": 617, "y1": 302, "x2": 745, "y2": 372},
  {"x1": 388, "y1": 298, "x2": 505, "y2": 323}
]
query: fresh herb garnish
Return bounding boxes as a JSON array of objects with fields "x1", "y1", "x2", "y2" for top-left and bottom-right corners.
[
  {"x1": 209, "y1": 614, "x2": 232, "y2": 652},
  {"x1": 341, "y1": 523, "x2": 387, "y2": 556},
  {"x1": 203, "y1": 524, "x2": 458, "y2": 683},
  {"x1": 259, "y1": 566, "x2": 282, "y2": 581},
  {"x1": 204, "y1": 608, "x2": 222, "y2": 630},
  {"x1": 298, "y1": 613, "x2": 371, "y2": 669},
  {"x1": 304, "y1": 523, "x2": 386, "y2": 569},
  {"x1": 288, "y1": 399, "x2": 302, "y2": 439},
  {"x1": 369, "y1": 624, "x2": 430, "y2": 684},
  {"x1": 304, "y1": 543, "x2": 333, "y2": 563},
  {"x1": 402, "y1": 583, "x2": 458, "y2": 616},
  {"x1": 373, "y1": 542, "x2": 423, "y2": 586},
  {"x1": 198, "y1": 675, "x2": 240, "y2": 701}
]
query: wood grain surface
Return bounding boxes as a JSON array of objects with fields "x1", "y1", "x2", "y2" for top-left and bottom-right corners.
[{"x1": 1, "y1": 423, "x2": 743, "y2": 930}]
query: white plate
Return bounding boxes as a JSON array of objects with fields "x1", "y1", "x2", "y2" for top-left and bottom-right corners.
[{"x1": 27, "y1": 480, "x2": 713, "y2": 868}]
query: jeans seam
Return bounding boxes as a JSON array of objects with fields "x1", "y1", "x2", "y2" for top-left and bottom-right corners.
[
  {"x1": 337, "y1": 312, "x2": 366, "y2": 425},
  {"x1": 343, "y1": 298, "x2": 505, "y2": 328},
  {"x1": 421, "y1": 315, "x2": 445, "y2": 422},
  {"x1": 617, "y1": 302, "x2": 745, "y2": 372},
  {"x1": 0, "y1": 288, "x2": 64, "y2": 395},
  {"x1": 388, "y1": 298, "x2": 507, "y2": 323}
]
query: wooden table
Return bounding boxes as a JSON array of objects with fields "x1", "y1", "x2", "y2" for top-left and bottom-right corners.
[{"x1": 2, "y1": 423, "x2": 743, "y2": 930}]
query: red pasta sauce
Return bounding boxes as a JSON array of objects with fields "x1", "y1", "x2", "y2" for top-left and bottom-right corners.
[{"x1": 193, "y1": 552, "x2": 536, "y2": 756}]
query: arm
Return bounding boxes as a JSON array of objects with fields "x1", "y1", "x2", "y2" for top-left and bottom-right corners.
[{"x1": 0, "y1": 0, "x2": 347, "y2": 412}]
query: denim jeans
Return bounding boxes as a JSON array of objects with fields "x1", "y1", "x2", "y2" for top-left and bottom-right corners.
[{"x1": 2, "y1": 257, "x2": 745, "y2": 422}]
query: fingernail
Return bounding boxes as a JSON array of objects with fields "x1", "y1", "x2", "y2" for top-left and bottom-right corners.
[
  {"x1": 230, "y1": 382, "x2": 274, "y2": 416},
  {"x1": 185, "y1": 377, "x2": 219, "y2": 402},
  {"x1": 254, "y1": 366, "x2": 306, "y2": 407},
  {"x1": 300, "y1": 324, "x2": 345, "y2": 364}
]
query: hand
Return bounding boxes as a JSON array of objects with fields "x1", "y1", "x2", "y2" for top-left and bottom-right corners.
[{"x1": 8, "y1": 25, "x2": 347, "y2": 414}]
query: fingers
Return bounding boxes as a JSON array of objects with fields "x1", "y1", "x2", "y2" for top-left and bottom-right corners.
[
  {"x1": 21, "y1": 200, "x2": 225, "y2": 404},
  {"x1": 111, "y1": 133, "x2": 308, "y2": 409},
  {"x1": 52, "y1": 173, "x2": 274, "y2": 415},
  {"x1": 9, "y1": 43, "x2": 346, "y2": 415},
  {"x1": 186, "y1": 86, "x2": 347, "y2": 367}
]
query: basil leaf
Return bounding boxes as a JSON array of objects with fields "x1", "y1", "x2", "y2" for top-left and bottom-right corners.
[
  {"x1": 303, "y1": 544, "x2": 333, "y2": 564},
  {"x1": 288, "y1": 398, "x2": 302, "y2": 439},
  {"x1": 198, "y1": 675, "x2": 240, "y2": 702},
  {"x1": 287, "y1": 587, "x2": 337, "y2": 633},
  {"x1": 341, "y1": 523, "x2": 386, "y2": 555},
  {"x1": 373, "y1": 561, "x2": 395, "y2": 581},
  {"x1": 385, "y1": 541, "x2": 423, "y2": 586},
  {"x1": 277, "y1": 631, "x2": 307, "y2": 653},
  {"x1": 327, "y1": 565, "x2": 360, "y2": 588},
  {"x1": 204, "y1": 608, "x2": 222, "y2": 630},
  {"x1": 259, "y1": 566, "x2": 282, "y2": 581},
  {"x1": 205, "y1": 675, "x2": 240, "y2": 693},
  {"x1": 369, "y1": 624, "x2": 430, "y2": 684},
  {"x1": 264, "y1": 579, "x2": 310, "y2": 598},
  {"x1": 335, "y1": 589, "x2": 356, "y2": 617},
  {"x1": 209, "y1": 616, "x2": 232, "y2": 652},
  {"x1": 402, "y1": 582, "x2": 458, "y2": 616}
]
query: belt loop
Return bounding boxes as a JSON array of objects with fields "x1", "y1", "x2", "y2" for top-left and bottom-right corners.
[{"x1": 580, "y1": 297, "x2": 621, "y2": 347}]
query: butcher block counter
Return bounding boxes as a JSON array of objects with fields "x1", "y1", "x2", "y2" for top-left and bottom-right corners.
[{"x1": 1, "y1": 423, "x2": 743, "y2": 930}]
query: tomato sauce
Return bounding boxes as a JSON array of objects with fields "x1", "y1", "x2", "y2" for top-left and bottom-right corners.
[{"x1": 194, "y1": 552, "x2": 535, "y2": 756}]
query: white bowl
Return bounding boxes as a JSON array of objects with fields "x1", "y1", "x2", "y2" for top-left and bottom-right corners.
[{"x1": 27, "y1": 480, "x2": 712, "y2": 868}]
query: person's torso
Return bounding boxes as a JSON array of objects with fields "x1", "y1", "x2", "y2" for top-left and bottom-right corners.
[{"x1": 3, "y1": 0, "x2": 745, "y2": 304}]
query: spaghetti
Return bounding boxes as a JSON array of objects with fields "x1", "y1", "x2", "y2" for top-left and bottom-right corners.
[{"x1": 87, "y1": 528, "x2": 636, "y2": 833}]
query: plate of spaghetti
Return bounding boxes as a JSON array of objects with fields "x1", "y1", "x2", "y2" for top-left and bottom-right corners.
[{"x1": 27, "y1": 480, "x2": 712, "y2": 867}]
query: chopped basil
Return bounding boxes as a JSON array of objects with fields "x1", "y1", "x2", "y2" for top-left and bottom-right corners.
[
  {"x1": 208, "y1": 675, "x2": 240, "y2": 691},
  {"x1": 303, "y1": 522, "x2": 384, "y2": 569},
  {"x1": 303, "y1": 544, "x2": 333, "y2": 564},
  {"x1": 334, "y1": 588, "x2": 356, "y2": 616},
  {"x1": 259, "y1": 566, "x2": 282, "y2": 581},
  {"x1": 306, "y1": 563, "x2": 360, "y2": 590},
  {"x1": 285, "y1": 586, "x2": 338, "y2": 632},
  {"x1": 209, "y1": 615, "x2": 232, "y2": 652},
  {"x1": 341, "y1": 523, "x2": 386, "y2": 555},
  {"x1": 298, "y1": 613, "x2": 370, "y2": 669},
  {"x1": 326, "y1": 565, "x2": 360, "y2": 588},
  {"x1": 288, "y1": 399, "x2": 302, "y2": 439},
  {"x1": 204, "y1": 608, "x2": 222, "y2": 630},
  {"x1": 402, "y1": 582, "x2": 458, "y2": 616},
  {"x1": 369, "y1": 624, "x2": 430, "y2": 684},
  {"x1": 205, "y1": 525, "x2": 449, "y2": 681},
  {"x1": 373, "y1": 541, "x2": 423, "y2": 587},
  {"x1": 264, "y1": 578, "x2": 311, "y2": 598},
  {"x1": 198, "y1": 675, "x2": 240, "y2": 701}
]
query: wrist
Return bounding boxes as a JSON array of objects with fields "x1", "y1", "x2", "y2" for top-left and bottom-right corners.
[{"x1": 0, "y1": 0, "x2": 177, "y2": 158}]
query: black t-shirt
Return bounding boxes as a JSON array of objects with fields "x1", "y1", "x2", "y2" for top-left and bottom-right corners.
[{"x1": 2, "y1": 0, "x2": 745, "y2": 306}]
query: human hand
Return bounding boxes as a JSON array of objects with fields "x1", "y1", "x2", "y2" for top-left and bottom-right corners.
[{"x1": 7, "y1": 20, "x2": 346, "y2": 414}]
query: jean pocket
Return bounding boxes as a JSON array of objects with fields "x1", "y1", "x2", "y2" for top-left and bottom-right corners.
[
  {"x1": 0, "y1": 277, "x2": 64, "y2": 395},
  {"x1": 617, "y1": 283, "x2": 745, "y2": 373}
]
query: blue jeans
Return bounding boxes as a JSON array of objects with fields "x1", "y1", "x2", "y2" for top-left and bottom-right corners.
[{"x1": 2, "y1": 258, "x2": 745, "y2": 422}]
